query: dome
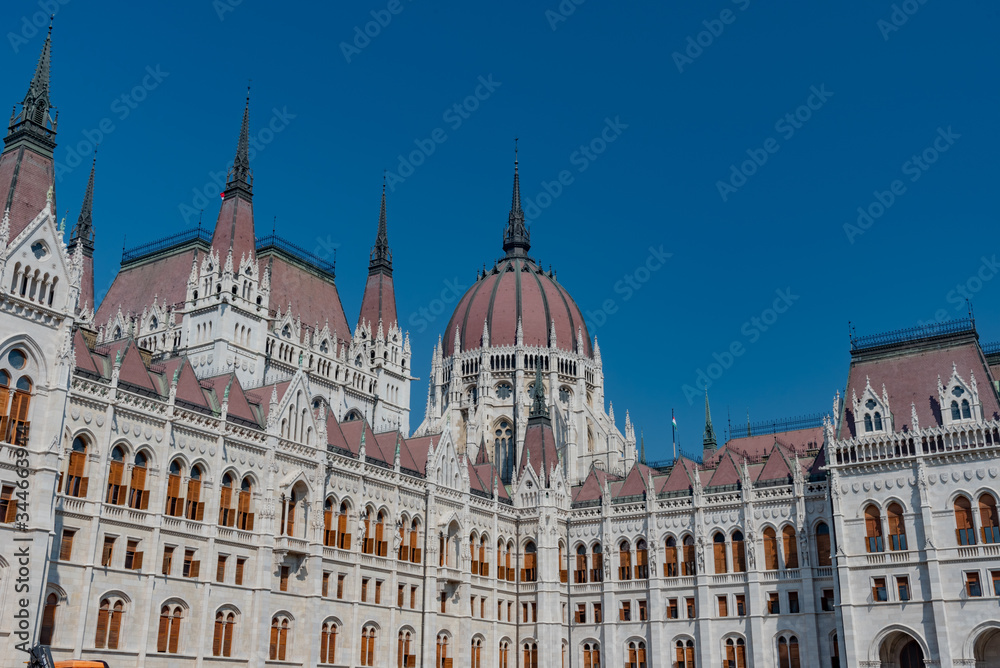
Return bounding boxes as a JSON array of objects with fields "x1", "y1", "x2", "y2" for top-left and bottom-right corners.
[{"x1": 443, "y1": 256, "x2": 592, "y2": 357}]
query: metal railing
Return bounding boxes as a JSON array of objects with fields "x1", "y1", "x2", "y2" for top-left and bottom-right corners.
[
  {"x1": 122, "y1": 227, "x2": 212, "y2": 264},
  {"x1": 850, "y1": 317, "x2": 975, "y2": 352},
  {"x1": 256, "y1": 234, "x2": 336, "y2": 278}
]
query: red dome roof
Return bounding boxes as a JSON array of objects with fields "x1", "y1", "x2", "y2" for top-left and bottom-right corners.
[{"x1": 443, "y1": 257, "x2": 592, "y2": 357}]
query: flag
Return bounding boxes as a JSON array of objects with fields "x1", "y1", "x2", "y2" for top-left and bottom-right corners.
[{"x1": 672, "y1": 416, "x2": 678, "y2": 429}]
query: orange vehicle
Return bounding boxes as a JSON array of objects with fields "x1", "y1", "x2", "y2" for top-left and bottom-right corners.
[{"x1": 54, "y1": 662, "x2": 110, "y2": 668}]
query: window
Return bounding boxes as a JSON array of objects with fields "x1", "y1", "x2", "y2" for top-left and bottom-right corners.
[
  {"x1": 674, "y1": 640, "x2": 695, "y2": 668},
  {"x1": 2, "y1": 367, "x2": 32, "y2": 445},
  {"x1": 360, "y1": 625, "x2": 377, "y2": 666},
  {"x1": 523, "y1": 542, "x2": 537, "y2": 581},
  {"x1": 991, "y1": 570, "x2": 1000, "y2": 596},
  {"x1": 185, "y1": 465, "x2": 204, "y2": 521},
  {"x1": 725, "y1": 637, "x2": 747, "y2": 668},
  {"x1": 980, "y1": 494, "x2": 1000, "y2": 544},
  {"x1": 65, "y1": 437, "x2": 89, "y2": 498},
  {"x1": 731, "y1": 530, "x2": 746, "y2": 572},
  {"x1": 162, "y1": 546, "x2": 174, "y2": 575},
  {"x1": 821, "y1": 588, "x2": 835, "y2": 611},
  {"x1": 619, "y1": 601, "x2": 631, "y2": 621},
  {"x1": 782, "y1": 525, "x2": 798, "y2": 568},
  {"x1": 865, "y1": 505, "x2": 885, "y2": 552},
  {"x1": 872, "y1": 577, "x2": 888, "y2": 602},
  {"x1": 1, "y1": 485, "x2": 18, "y2": 523},
  {"x1": 575, "y1": 545, "x2": 588, "y2": 583},
  {"x1": 237, "y1": 477, "x2": 254, "y2": 531},
  {"x1": 398, "y1": 584, "x2": 405, "y2": 607},
  {"x1": 627, "y1": 641, "x2": 647, "y2": 668},
  {"x1": 575, "y1": 603, "x2": 586, "y2": 623},
  {"x1": 763, "y1": 527, "x2": 779, "y2": 570},
  {"x1": 523, "y1": 642, "x2": 538, "y2": 668},
  {"x1": 592, "y1": 543, "x2": 604, "y2": 582},
  {"x1": 767, "y1": 592, "x2": 780, "y2": 614},
  {"x1": 269, "y1": 616, "x2": 290, "y2": 660},
  {"x1": 714, "y1": 532, "x2": 728, "y2": 573},
  {"x1": 442, "y1": 592, "x2": 449, "y2": 614},
  {"x1": 500, "y1": 641, "x2": 511, "y2": 668},
  {"x1": 216, "y1": 555, "x2": 227, "y2": 583},
  {"x1": 212, "y1": 611, "x2": 235, "y2": 657},
  {"x1": 101, "y1": 536, "x2": 116, "y2": 567},
  {"x1": 635, "y1": 540, "x2": 649, "y2": 579},
  {"x1": 337, "y1": 574, "x2": 346, "y2": 599},
  {"x1": 411, "y1": 585, "x2": 418, "y2": 609},
  {"x1": 157, "y1": 604, "x2": 183, "y2": 654},
  {"x1": 618, "y1": 540, "x2": 632, "y2": 580},
  {"x1": 165, "y1": 460, "x2": 184, "y2": 517},
  {"x1": 682, "y1": 535, "x2": 696, "y2": 575},
  {"x1": 955, "y1": 496, "x2": 976, "y2": 545},
  {"x1": 375, "y1": 580, "x2": 383, "y2": 604},
  {"x1": 736, "y1": 594, "x2": 747, "y2": 616},
  {"x1": 361, "y1": 577, "x2": 369, "y2": 602},
  {"x1": 718, "y1": 595, "x2": 728, "y2": 617},
  {"x1": 59, "y1": 528, "x2": 75, "y2": 561},
  {"x1": 967, "y1": 572, "x2": 983, "y2": 597},
  {"x1": 436, "y1": 633, "x2": 450, "y2": 668},
  {"x1": 39, "y1": 593, "x2": 57, "y2": 645},
  {"x1": 583, "y1": 643, "x2": 601, "y2": 668},
  {"x1": 396, "y1": 629, "x2": 413, "y2": 668},
  {"x1": 409, "y1": 519, "x2": 422, "y2": 563},
  {"x1": 124, "y1": 539, "x2": 143, "y2": 570},
  {"x1": 106, "y1": 446, "x2": 127, "y2": 505},
  {"x1": 183, "y1": 549, "x2": 200, "y2": 579},
  {"x1": 318, "y1": 621, "x2": 339, "y2": 664},
  {"x1": 593, "y1": 603, "x2": 602, "y2": 623},
  {"x1": 896, "y1": 576, "x2": 910, "y2": 601},
  {"x1": 472, "y1": 637, "x2": 483, "y2": 668},
  {"x1": 777, "y1": 635, "x2": 800, "y2": 668},
  {"x1": 887, "y1": 503, "x2": 907, "y2": 551},
  {"x1": 128, "y1": 452, "x2": 148, "y2": 509},
  {"x1": 815, "y1": 522, "x2": 832, "y2": 566},
  {"x1": 667, "y1": 598, "x2": 678, "y2": 619},
  {"x1": 664, "y1": 537, "x2": 678, "y2": 577},
  {"x1": 280, "y1": 566, "x2": 290, "y2": 592},
  {"x1": 788, "y1": 591, "x2": 799, "y2": 613},
  {"x1": 235, "y1": 557, "x2": 246, "y2": 585},
  {"x1": 95, "y1": 598, "x2": 124, "y2": 649},
  {"x1": 638, "y1": 599, "x2": 647, "y2": 621},
  {"x1": 686, "y1": 597, "x2": 696, "y2": 618}
]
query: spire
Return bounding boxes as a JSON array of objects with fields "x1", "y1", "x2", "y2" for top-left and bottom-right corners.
[
  {"x1": 502, "y1": 139, "x2": 530, "y2": 258},
  {"x1": 703, "y1": 391, "x2": 718, "y2": 456},
  {"x1": 69, "y1": 152, "x2": 96, "y2": 254},
  {"x1": 368, "y1": 179, "x2": 392, "y2": 273},
  {"x1": 528, "y1": 362, "x2": 549, "y2": 422},
  {"x1": 5, "y1": 19, "x2": 56, "y2": 155},
  {"x1": 640, "y1": 430, "x2": 646, "y2": 465},
  {"x1": 226, "y1": 87, "x2": 252, "y2": 193}
]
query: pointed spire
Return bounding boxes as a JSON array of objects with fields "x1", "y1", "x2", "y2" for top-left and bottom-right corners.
[
  {"x1": 5, "y1": 19, "x2": 56, "y2": 153},
  {"x1": 227, "y1": 87, "x2": 252, "y2": 191},
  {"x1": 640, "y1": 430, "x2": 646, "y2": 465},
  {"x1": 69, "y1": 152, "x2": 96, "y2": 254},
  {"x1": 703, "y1": 391, "x2": 718, "y2": 456},
  {"x1": 368, "y1": 177, "x2": 392, "y2": 272},
  {"x1": 502, "y1": 139, "x2": 530, "y2": 258}
]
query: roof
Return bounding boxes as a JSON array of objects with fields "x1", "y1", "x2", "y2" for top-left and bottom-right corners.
[
  {"x1": 358, "y1": 270, "x2": 398, "y2": 334},
  {"x1": 518, "y1": 419, "x2": 560, "y2": 484},
  {"x1": 95, "y1": 246, "x2": 199, "y2": 324},
  {"x1": 264, "y1": 252, "x2": 352, "y2": 341}
]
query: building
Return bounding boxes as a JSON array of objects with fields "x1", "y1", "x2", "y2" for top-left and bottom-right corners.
[{"x1": 0, "y1": 28, "x2": 998, "y2": 668}]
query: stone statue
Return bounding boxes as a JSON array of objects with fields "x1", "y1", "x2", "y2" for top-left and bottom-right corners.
[
  {"x1": 358, "y1": 510, "x2": 367, "y2": 544},
  {"x1": 696, "y1": 533, "x2": 706, "y2": 574},
  {"x1": 392, "y1": 520, "x2": 403, "y2": 553},
  {"x1": 603, "y1": 553, "x2": 611, "y2": 580}
]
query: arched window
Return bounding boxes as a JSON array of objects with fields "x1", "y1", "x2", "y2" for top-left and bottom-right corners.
[
  {"x1": 664, "y1": 537, "x2": 678, "y2": 577},
  {"x1": 496, "y1": 420, "x2": 514, "y2": 484},
  {"x1": 128, "y1": 452, "x2": 148, "y2": 510},
  {"x1": 635, "y1": 539, "x2": 649, "y2": 579},
  {"x1": 777, "y1": 635, "x2": 800, "y2": 668},
  {"x1": 951, "y1": 401, "x2": 961, "y2": 421},
  {"x1": 682, "y1": 535, "x2": 696, "y2": 575},
  {"x1": 323, "y1": 498, "x2": 336, "y2": 547},
  {"x1": 886, "y1": 503, "x2": 907, "y2": 551},
  {"x1": 157, "y1": 604, "x2": 183, "y2": 654},
  {"x1": 523, "y1": 642, "x2": 538, "y2": 668},
  {"x1": 375, "y1": 510, "x2": 388, "y2": 556},
  {"x1": 436, "y1": 633, "x2": 450, "y2": 668},
  {"x1": 865, "y1": 504, "x2": 884, "y2": 552},
  {"x1": 627, "y1": 641, "x2": 647, "y2": 668},
  {"x1": 725, "y1": 637, "x2": 747, "y2": 668},
  {"x1": 864, "y1": 414, "x2": 873, "y2": 432},
  {"x1": 583, "y1": 642, "x2": 601, "y2": 668},
  {"x1": 106, "y1": 446, "x2": 127, "y2": 505},
  {"x1": 361, "y1": 508, "x2": 374, "y2": 553},
  {"x1": 470, "y1": 533, "x2": 480, "y2": 574},
  {"x1": 165, "y1": 460, "x2": 184, "y2": 517},
  {"x1": 980, "y1": 494, "x2": 1000, "y2": 544},
  {"x1": 499, "y1": 640, "x2": 511, "y2": 668},
  {"x1": 185, "y1": 465, "x2": 204, "y2": 521},
  {"x1": 618, "y1": 540, "x2": 632, "y2": 580},
  {"x1": 479, "y1": 535, "x2": 488, "y2": 576},
  {"x1": 472, "y1": 637, "x2": 483, "y2": 668},
  {"x1": 782, "y1": 526, "x2": 798, "y2": 568},
  {"x1": 675, "y1": 640, "x2": 695, "y2": 668},
  {"x1": 592, "y1": 543, "x2": 604, "y2": 582},
  {"x1": 763, "y1": 527, "x2": 779, "y2": 570},
  {"x1": 731, "y1": 530, "x2": 746, "y2": 572},
  {"x1": 95, "y1": 598, "x2": 125, "y2": 649},
  {"x1": 212, "y1": 611, "x2": 235, "y2": 657},
  {"x1": 360, "y1": 625, "x2": 377, "y2": 666},
  {"x1": 65, "y1": 436, "x2": 89, "y2": 498},
  {"x1": 409, "y1": 518, "x2": 421, "y2": 563},
  {"x1": 237, "y1": 477, "x2": 254, "y2": 531},
  {"x1": 575, "y1": 545, "x2": 588, "y2": 583},
  {"x1": 39, "y1": 592, "x2": 58, "y2": 645},
  {"x1": 522, "y1": 542, "x2": 537, "y2": 582},
  {"x1": 3, "y1": 362, "x2": 33, "y2": 446},
  {"x1": 955, "y1": 496, "x2": 976, "y2": 545},
  {"x1": 397, "y1": 629, "x2": 413, "y2": 668},
  {"x1": 873, "y1": 412, "x2": 883, "y2": 430},
  {"x1": 219, "y1": 474, "x2": 235, "y2": 526},
  {"x1": 713, "y1": 532, "x2": 727, "y2": 574},
  {"x1": 269, "y1": 616, "x2": 290, "y2": 660},
  {"x1": 815, "y1": 523, "x2": 832, "y2": 566},
  {"x1": 962, "y1": 399, "x2": 972, "y2": 419},
  {"x1": 321, "y1": 621, "x2": 338, "y2": 664}
]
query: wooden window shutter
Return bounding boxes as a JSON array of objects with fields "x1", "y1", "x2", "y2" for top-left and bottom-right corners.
[
  {"x1": 685, "y1": 645, "x2": 695, "y2": 666},
  {"x1": 132, "y1": 550, "x2": 143, "y2": 570},
  {"x1": 764, "y1": 530, "x2": 778, "y2": 570},
  {"x1": 108, "y1": 603, "x2": 123, "y2": 649},
  {"x1": 789, "y1": 640, "x2": 800, "y2": 668},
  {"x1": 664, "y1": 546, "x2": 676, "y2": 576},
  {"x1": 212, "y1": 616, "x2": 223, "y2": 656},
  {"x1": 190, "y1": 560, "x2": 200, "y2": 579},
  {"x1": 59, "y1": 530, "x2": 74, "y2": 561},
  {"x1": 280, "y1": 566, "x2": 289, "y2": 591},
  {"x1": 783, "y1": 528, "x2": 798, "y2": 568},
  {"x1": 0, "y1": 385, "x2": 9, "y2": 419},
  {"x1": 79, "y1": 476, "x2": 89, "y2": 498},
  {"x1": 2, "y1": 486, "x2": 16, "y2": 523},
  {"x1": 732, "y1": 540, "x2": 746, "y2": 572},
  {"x1": 718, "y1": 596, "x2": 728, "y2": 616},
  {"x1": 338, "y1": 512, "x2": 349, "y2": 549},
  {"x1": 269, "y1": 622, "x2": 278, "y2": 660},
  {"x1": 817, "y1": 531, "x2": 831, "y2": 566},
  {"x1": 167, "y1": 613, "x2": 181, "y2": 653},
  {"x1": 778, "y1": 640, "x2": 789, "y2": 668},
  {"x1": 235, "y1": 558, "x2": 245, "y2": 585},
  {"x1": 101, "y1": 537, "x2": 114, "y2": 566},
  {"x1": 130, "y1": 466, "x2": 147, "y2": 509},
  {"x1": 637, "y1": 646, "x2": 646, "y2": 667},
  {"x1": 736, "y1": 644, "x2": 746, "y2": 667},
  {"x1": 219, "y1": 485, "x2": 232, "y2": 525},
  {"x1": 675, "y1": 646, "x2": 684, "y2": 666},
  {"x1": 157, "y1": 609, "x2": 169, "y2": 652},
  {"x1": 106, "y1": 461, "x2": 124, "y2": 504},
  {"x1": 714, "y1": 541, "x2": 727, "y2": 573},
  {"x1": 216, "y1": 556, "x2": 226, "y2": 582},
  {"x1": 278, "y1": 622, "x2": 288, "y2": 660},
  {"x1": 95, "y1": 603, "x2": 109, "y2": 648}
]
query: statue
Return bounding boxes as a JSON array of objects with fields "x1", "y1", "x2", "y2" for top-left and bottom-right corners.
[
  {"x1": 358, "y1": 510, "x2": 367, "y2": 545},
  {"x1": 696, "y1": 533, "x2": 706, "y2": 574},
  {"x1": 393, "y1": 518, "x2": 403, "y2": 554}
]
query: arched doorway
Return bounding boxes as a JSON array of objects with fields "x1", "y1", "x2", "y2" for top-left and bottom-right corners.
[
  {"x1": 974, "y1": 627, "x2": 1000, "y2": 668},
  {"x1": 878, "y1": 630, "x2": 925, "y2": 668},
  {"x1": 899, "y1": 641, "x2": 923, "y2": 668}
]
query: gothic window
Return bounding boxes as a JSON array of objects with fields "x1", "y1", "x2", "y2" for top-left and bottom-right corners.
[
  {"x1": 128, "y1": 452, "x2": 148, "y2": 510},
  {"x1": 324, "y1": 498, "x2": 336, "y2": 547},
  {"x1": 106, "y1": 446, "x2": 127, "y2": 505},
  {"x1": 714, "y1": 532, "x2": 727, "y2": 574},
  {"x1": 682, "y1": 535, "x2": 696, "y2": 575},
  {"x1": 1, "y1": 351, "x2": 33, "y2": 445},
  {"x1": 95, "y1": 598, "x2": 125, "y2": 650},
  {"x1": 815, "y1": 522, "x2": 832, "y2": 566},
  {"x1": 575, "y1": 545, "x2": 588, "y2": 583},
  {"x1": 237, "y1": 477, "x2": 254, "y2": 531},
  {"x1": 865, "y1": 505, "x2": 884, "y2": 552},
  {"x1": 592, "y1": 543, "x2": 604, "y2": 582},
  {"x1": 955, "y1": 496, "x2": 976, "y2": 545},
  {"x1": 157, "y1": 604, "x2": 183, "y2": 654},
  {"x1": 495, "y1": 420, "x2": 514, "y2": 484},
  {"x1": 345, "y1": 410, "x2": 362, "y2": 422},
  {"x1": 500, "y1": 641, "x2": 511, "y2": 668},
  {"x1": 980, "y1": 494, "x2": 1000, "y2": 544},
  {"x1": 732, "y1": 530, "x2": 747, "y2": 572},
  {"x1": 864, "y1": 414, "x2": 873, "y2": 432},
  {"x1": 398, "y1": 630, "x2": 414, "y2": 668},
  {"x1": 523, "y1": 642, "x2": 538, "y2": 668},
  {"x1": 583, "y1": 642, "x2": 601, "y2": 668},
  {"x1": 618, "y1": 540, "x2": 632, "y2": 580},
  {"x1": 626, "y1": 641, "x2": 647, "y2": 668},
  {"x1": 269, "y1": 616, "x2": 290, "y2": 661},
  {"x1": 320, "y1": 339, "x2": 329, "y2": 353},
  {"x1": 185, "y1": 465, "x2": 204, "y2": 521},
  {"x1": 409, "y1": 518, "x2": 421, "y2": 563},
  {"x1": 782, "y1": 526, "x2": 798, "y2": 568},
  {"x1": 360, "y1": 625, "x2": 377, "y2": 666},
  {"x1": 725, "y1": 638, "x2": 747, "y2": 668},
  {"x1": 777, "y1": 635, "x2": 800, "y2": 668},
  {"x1": 472, "y1": 637, "x2": 483, "y2": 668},
  {"x1": 962, "y1": 399, "x2": 972, "y2": 419},
  {"x1": 664, "y1": 537, "x2": 678, "y2": 577},
  {"x1": 559, "y1": 386, "x2": 570, "y2": 404},
  {"x1": 635, "y1": 539, "x2": 649, "y2": 579},
  {"x1": 212, "y1": 610, "x2": 235, "y2": 657},
  {"x1": 165, "y1": 460, "x2": 184, "y2": 517},
  {"x1": 39, "y1": 592, "x2": 58, "y2": 645},
  {"x1": 436, "y1": 633, "x2": 450, "y2": 668},
  {"x1": 763, "y1": 527, "x2": 779, "y2": 570},
  {"x1": 887, "y1": 503, "x2": 907, "y2": 551},
  {"x1": 321, "y1": 621, "x2": 338, "y2": 664},
  {"x1": 522, "y1": 542, "x2": 537, "y2": 582},
  {"x1": 674, "y1": 640, "x2": 695, "y2": 668},
  {"x1": 65, "y1": 436, "x2": 89, "y2": 498},
  {"x1": 337, "y1": 502, "x2": 352, "y2": 550},
  {"x1": 873, "y1": 412, "x2": 883, "y2": 430}
]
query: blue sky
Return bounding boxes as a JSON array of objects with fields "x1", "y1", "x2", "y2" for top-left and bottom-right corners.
[{"x1": 3, "y1": 0, "x2": 997, "y2": 461}]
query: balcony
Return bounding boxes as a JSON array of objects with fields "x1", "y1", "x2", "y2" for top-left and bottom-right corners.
[
  {"x1": 710, "y1": 572, "x2": 748, "y2": 585},
  {"x1": 274, "y1": 535, "x2": 309, "y2": 555}
]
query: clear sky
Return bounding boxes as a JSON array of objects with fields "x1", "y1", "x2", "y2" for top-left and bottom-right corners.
[{"x1": 2, "y1": 0, "x2": 997, "y2": 462}]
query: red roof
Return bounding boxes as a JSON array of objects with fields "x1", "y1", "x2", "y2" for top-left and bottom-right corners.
[
  {"x1": 0, "y1": 145, "x2": 54, "y2": 244},
  {"x1": 519, "y1": 419, "x2": 560, "y2": 483},
  {"x1": 264, "y1": 253, "x2": 351, "y2": 341},
  {"x1": 443, "y1": 257, "x2": 591, "y2": 357},
  {"x1": 706, "y1": 451, "x2": 741, "y2": 487},
  {"x1": 358, "y1": 271, "x2": 398, "y2": 334},
  {"x1": 96, "y1": 247, "x2": 198, "y2": 324},
  {"x1": 756, "y1": 444, "x2": 793, "y2": 483},
  {"x1": 210, "y1": 193, "x2": 255, "y2": 267}
]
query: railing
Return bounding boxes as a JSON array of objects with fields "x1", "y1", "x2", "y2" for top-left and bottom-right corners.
[
  {"x1": 726, "y1": 413, "x2": 826, "y2": 441},
  {"x1": 571, "y1": 498, "x2": 601, "y2": 509},
  {"x1": 612, "y1": 493, "x2": 645, "y2": 505},
  {"x1": 122, "y1": 227, "x2": 212, "y2": 264},
  {"x1": 813, "y1": 566, "x2": 834, "y2": 578},
  {"x1": 275, "y1": 535, "x2": 309, "y2": 554},
  {"x1": 400, "y1": 466, "x2": 424, "y2": 479},
  {"x1": 850, "y1": 317, "x2": 975, "y2": 352},
  {"x1": 256, "y1": 234, "x2": 336, "y2": 278},
  {"x1": 710, "y1": 572, "x2": 748, "y2": 585},
  {"x1": 832, "y1": 421, "x2": 1000, "y2": 466},
  {"x1": 761, "y1": 568, "x2": 800, "y2": 581}
]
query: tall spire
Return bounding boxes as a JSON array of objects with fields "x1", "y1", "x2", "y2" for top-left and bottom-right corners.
[
  {"x1": 703, "y1": 391, "x2": 718, "y2": 456},
  {"x1": 69, "y1": 152, "x2": 96, "y2": 254},
  {"x1": 226, "y1": 87, "x2": 252, "y2": 195},
  {"x1": 502, "y1": 139, "x2": 530, "y2": 258},
  {"x1": 5, "y1": 19, "x2": 57, "y2": 156},
  {"x1": 369, "y1": 178, "x2": 392, "y2": 273},
  {"x1": 211, "y1": 91, "x2": 256, "y2": 262}
]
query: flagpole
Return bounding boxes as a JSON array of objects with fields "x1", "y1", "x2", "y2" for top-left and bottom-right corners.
[{"x1": 672, "y1": 408, "x2": 677, "y2": 462}]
